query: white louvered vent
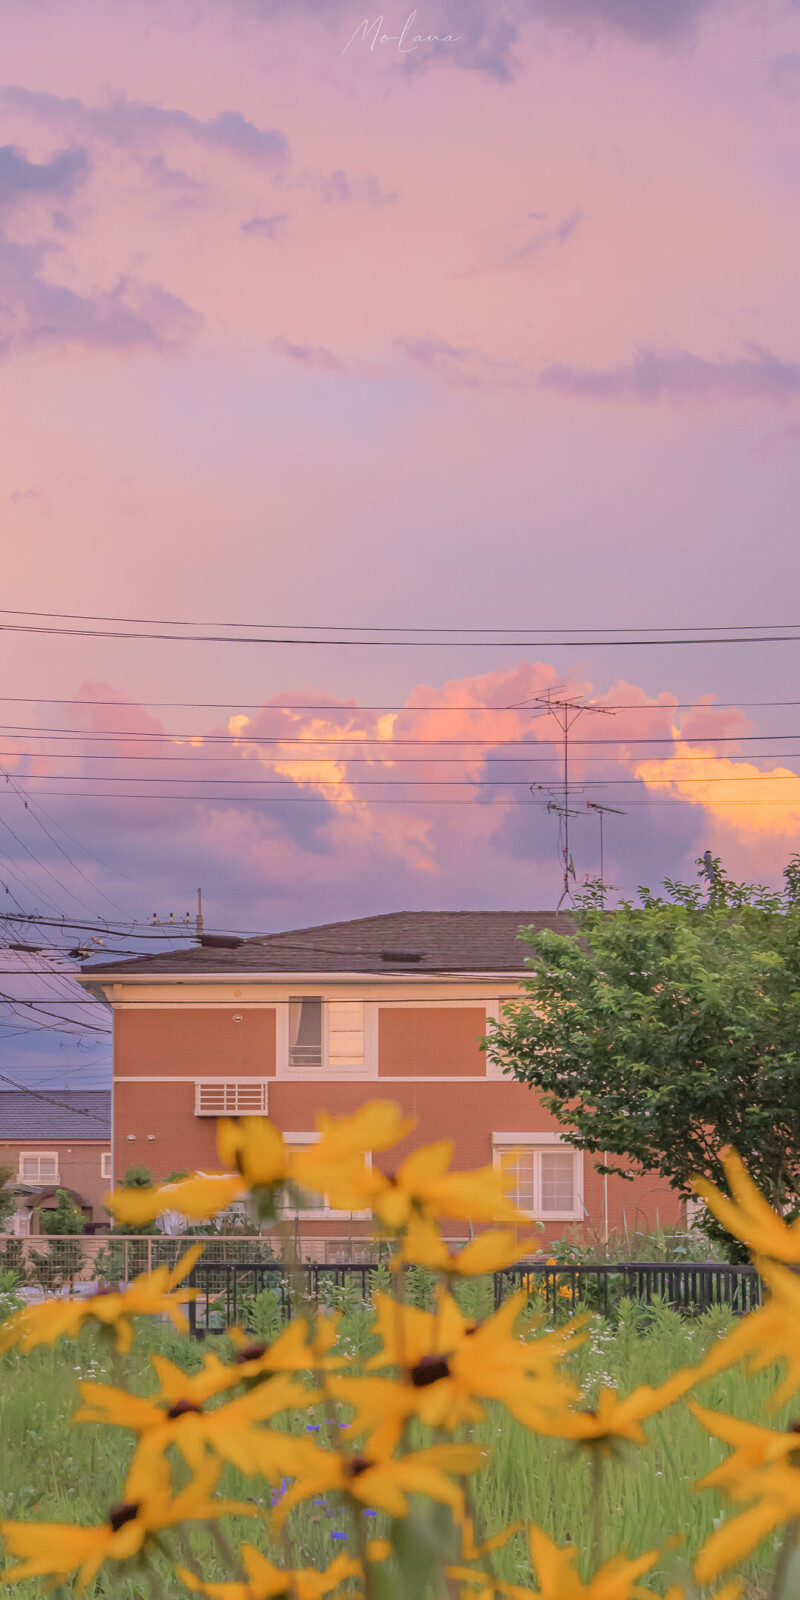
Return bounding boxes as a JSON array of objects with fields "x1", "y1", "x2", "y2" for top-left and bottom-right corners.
[{"x1": 194, "y1": 1080, "x2": 270, "y2": 1117}]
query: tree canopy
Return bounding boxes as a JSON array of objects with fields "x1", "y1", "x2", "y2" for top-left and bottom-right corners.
[{"x1": 485, "y1": 857, "x2": 800, "y2": 1247}]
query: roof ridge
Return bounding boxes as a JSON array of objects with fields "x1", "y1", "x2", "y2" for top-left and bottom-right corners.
[{"x1": 249, "y1": 909, "x2": 562, "y2": 945}]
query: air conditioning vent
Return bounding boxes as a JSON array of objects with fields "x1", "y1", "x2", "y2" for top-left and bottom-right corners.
[{"x1": 194, "y1": 1081, "x2": 269, "y2": 1116}]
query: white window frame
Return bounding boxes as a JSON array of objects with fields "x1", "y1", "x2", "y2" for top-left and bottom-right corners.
[
  {"x1": 18, "y1": 1151, "x2": 60, "y2": 1185},
  {"x1": 282, "y1": 1132, "x2": 372, "y2": 1220},
  {"x1": 277, "y1": 998, "x2": 377, "y2": 1079},
  {"x1": 194, "y1": 1080, "x2": 270, "y2": 1116},
  {"x1": 492, "y1": 1132, "x2": 585, "y2": 1222},
  {"x1": 101, "y1": 1151, "x2": 112, "y2": 1180}
]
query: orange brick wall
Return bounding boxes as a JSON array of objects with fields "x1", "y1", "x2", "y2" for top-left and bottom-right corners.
[
  {"x1": 378, "y1": 1008, "x2": 486, "y2": 1075},
  {"x1": 0, "y1": 1141, "x2": 110, "y2": 1225},
  {"x1": 115, "y1": 1007, "x2": 276, "y2": 1076},
  {"x1": 113, "y1": 1072, "x2": 682, "y2": 1245}
]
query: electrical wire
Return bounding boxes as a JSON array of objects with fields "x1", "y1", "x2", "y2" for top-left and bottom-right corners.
[
  {"x1": 3, "y1": 695, "x2": 800, "y2": 710},
  {"x1": 0, "y1": 1067, "x2": 109, "y2": 1124},
  {"x1": 3, "y1": 606, "x2": 800, "y2": 636},
  {"x1": 3, "y1": 619, "x2": 800, "y2": 646}
]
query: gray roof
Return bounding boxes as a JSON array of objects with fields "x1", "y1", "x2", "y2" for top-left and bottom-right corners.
[
  {"x1": 83, "y1": 910, "x2": 577, "y2": 977},
  {"x1": 0, "y1": 1091, "x2": 110, "y2": 1141}
]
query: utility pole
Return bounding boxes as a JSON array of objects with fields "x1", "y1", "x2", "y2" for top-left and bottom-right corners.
[
  {"x1": 586, "y1": 801, "x2": 626, "y2": 905},
  {"x1": 528, "y1": 691, "x2": 616, "y2": 909},
  {"x1": 196, "y1": 887, "x2": 204, "y2": 942}
]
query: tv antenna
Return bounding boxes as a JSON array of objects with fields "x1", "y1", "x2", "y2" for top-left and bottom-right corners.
[
  {"x1": 586, "y1": 800, "x2": 626, "y2": 905},
  {"x1": 527, "y1": 690, "x2": 616, "y2": 909}
]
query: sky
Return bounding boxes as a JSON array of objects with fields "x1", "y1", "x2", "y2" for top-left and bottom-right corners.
[{"x1": 1, "y1": 0, "x2": 800, "y2": 1085}]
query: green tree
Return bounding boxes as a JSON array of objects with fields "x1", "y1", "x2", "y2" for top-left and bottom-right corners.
[
  {"x1": 0, "y1": 1164, "x2": 14, "y2": 1231},
  {"x1": 30, "y1": 1188, "x2": 85, "y2": 1288},
  {"x1": 485, "y1": 856, "x2": 800, "y2": 1256}
]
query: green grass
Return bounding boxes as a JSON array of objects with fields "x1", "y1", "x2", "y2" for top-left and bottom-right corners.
[{"x1": 0, "y1": 1298, "x2": 792, "y2": 1598}]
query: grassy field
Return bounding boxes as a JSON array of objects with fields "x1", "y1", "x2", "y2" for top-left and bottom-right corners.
[{"x1": 0, "y1": 1295, "x2": 790, "y2": 1598}]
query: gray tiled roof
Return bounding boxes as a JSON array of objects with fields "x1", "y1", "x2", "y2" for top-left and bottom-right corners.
[
  {"x1": 83, "y1": 910, "x2": 577, "y2": 977},
  {"x1": 0, "y1": 1090, "x2": 110, "y2": 1141}
]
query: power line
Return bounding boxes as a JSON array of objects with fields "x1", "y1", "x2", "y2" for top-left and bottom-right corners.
[
  {"x1": 0, "y1": 763, "x2": 132, "y2": 920},
  {"x1": 2, "y1": 695, "x2": 800, "y2": 711},
  {"x1": 2, "y1": 789, "x2": 800, "y2": 807},
  {"x1": 5, "y1": 725, "x2": 800, "y2": 746},
  {"x1": 0, "y1": 1069, "x2": 109, "y2": 1125},
  {"x1": 3, "y1": 620, "x2": 800, "y2": 646},
  {"x1": 1, "y1": 772, "x2": 800, "y2": 789},
  {"x1": 7, "y1": 748, "x2": 800, "y2": 766},
  {"x1": 3, "y1": 607, "x2": 800, "y2": 634}
]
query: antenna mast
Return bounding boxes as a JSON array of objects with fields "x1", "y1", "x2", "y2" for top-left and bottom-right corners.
[
  {"x1": 528, "y1": 690, "x2": 616, "y2": 909},
  {"x1": 586, "y1": 800, "x2": 626, "y2": 905}
]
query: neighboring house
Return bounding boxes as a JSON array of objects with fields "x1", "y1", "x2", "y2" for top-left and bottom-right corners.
[
  {"x1": 0, "y1": 1090, "x2": 111, "y2": 1234},
  {"x1": 78, "y1": 912, "x2": 681, "y2": 1255}
]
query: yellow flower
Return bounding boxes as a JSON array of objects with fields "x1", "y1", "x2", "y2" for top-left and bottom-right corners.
[
  {"x1": 334, "y1": 1288, "x2": 579, "y2": 1449},
  {"x1": 459, "y1": 1519, "x2": 524, "y2": 1561},
  {"x1": 692, "y1": 1151, "x2": 800, "y2": 1263},
  {"x1": 395, "y1": 1215, "x2": 540, "y2": 1275},
  {"x1": 289, "y1": 1100, "x2": 415, "y2": 1210},
  {"x1": 167, "y1": 1312, "x2": 344, "y2": 1404},
  {"x1": 536, "y1": 1368, "x2": 699, "y2": 1453},
  {"x1": 106, "y1": 1171, "x2": 246, "y2": 1225},
  {"x1": 0, "y1": 1244, "x2": 202, "y2": 1357},
  {"x1": 372, "y1": 1140, "x2": 527, "y2": 1231},
  {"x1": 73, "y1": 1367, "x2": 322, "y2": 1497},
  {"x1": 217, "y1": 1117, "x2": 290, "y2": 1189},
  {"x1": 0, "y1": 1460, "x2": 251, "y2": 1588},
  {"x1": 450, "y1": 1524, "x2": 660, "y2": 1600},
  {"x1": 696, "y1": 1258, "x2": 800, "y2": 1408},
  {"x1": 273, "y1": 1441, "x2": 483, "y2": 1527},
  {"x1": 228, "y1": 1312, "x2": 344, "y2": 1378},
  {"x1": 691, "y1": 1403, "x2": 800, "y2": 1581},
  {"x1": 176, "y1": 1548, "x2": 361, "y2": 1600}
]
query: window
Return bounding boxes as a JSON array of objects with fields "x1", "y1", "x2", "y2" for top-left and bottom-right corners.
[
  {"x1": 101, "y1": 1152, "x2": 112, "y2": 1180},
  {"x1": 328, "y1": 1001, "x2": 365, "y2": 1068},
  {"x1": 282, "y1": 1133, "x2": 371, "y2": 1219},
  {"x1": 492, "y1": 1135, "x2": 583, "y2": 1221},
  {"x1": 19, "y1": 1152, "x2": 59, "y2": 1185},
  {"x1": 284, "y1": 998, "x2": 369, "y2": 1076},
  {"x1": 289, "y1": 997, "x2": 323, "y2": 1070},
  {"x1": 194, "y1": 1081, "x2": 270, "y2": 1116}
]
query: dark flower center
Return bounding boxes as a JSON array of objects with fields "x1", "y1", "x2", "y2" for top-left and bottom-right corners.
[
  {"x1": 345, "y1": 1456, "x2": 372, "y2": 1479},
  {"x1": 167, "y1": 1400, "x2": 204, "y2": 1420},
  {"x1": 409, "y1": 1355, "x2": 451, "y2": 1388},
  {"x1": 789, "y1": 1422, "x2": 800, "y2": 1435},
  {"x1": 108, "y1": 1503, "x2": 140, "y2": 1532},
  {"x1": 234, "y1": 1342, "x2": 269, "y2": 1364}
]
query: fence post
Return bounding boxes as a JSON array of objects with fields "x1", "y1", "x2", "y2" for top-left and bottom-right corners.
[
  {"x1": 124, "y1": 1237, "x2": 129, "y2": 1284},
  {"x1": 147, "y1": 1236, "x2": 153, "y2": 1276}
]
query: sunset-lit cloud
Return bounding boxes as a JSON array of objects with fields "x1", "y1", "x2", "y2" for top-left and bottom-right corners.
[{"x1": 637, "y1": 745, "x2": 800, "y2": 842}]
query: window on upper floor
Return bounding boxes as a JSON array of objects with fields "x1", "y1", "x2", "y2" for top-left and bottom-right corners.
[
  {"x1": 285, "y1": 998, "x2": 368, "y2": 1075},
  {"x1": 19, "y1": 1152, "x2": 59, "y2": 1185},
  {"x1": 101, "y1": 1152, "x2": 112, "y2": 1180},
  {"x1": 492, "y1": 1137, "x2": 584, "y2": 1222}
]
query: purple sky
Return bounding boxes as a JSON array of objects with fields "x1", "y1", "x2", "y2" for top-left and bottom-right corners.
[{"x1": 1, "y1": 0, "x2": 800, "y2": 1085}]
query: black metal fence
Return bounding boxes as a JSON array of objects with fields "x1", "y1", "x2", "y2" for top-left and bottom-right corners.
[{"x1": 186, "y1": 1258, "x2": 761, "y2": 1336}]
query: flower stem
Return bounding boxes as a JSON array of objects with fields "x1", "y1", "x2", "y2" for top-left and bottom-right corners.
[
  {"x1": 353, "y1": 1497, "x2": 380, "y2": 1600},
  {"x1": 207, "y1": 1519, "x2": 246, "y2": 1581},
  {"x1": 589, "y1": 1447, "x2": 604, "y2": 1574},
  {"x1": 770, "y1": 1517, "x2": 800, "y2": 1600}
]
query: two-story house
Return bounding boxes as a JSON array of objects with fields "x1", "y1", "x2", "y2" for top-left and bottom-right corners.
[{"x1": 78, "y1": 911, "x2": 681, "y2": 1255}]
